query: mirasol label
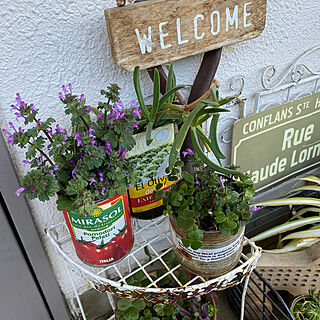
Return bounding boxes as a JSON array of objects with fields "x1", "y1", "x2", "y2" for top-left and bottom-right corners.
[
  {"x1": 232, "y1": 92, "x2": 320, "y2": 192},
  {"x1": 67, "y1": 196, "x2": 127, "y2": 245}
]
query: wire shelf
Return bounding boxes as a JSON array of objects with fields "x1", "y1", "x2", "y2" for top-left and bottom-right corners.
[{"x1": 46, "y1": 215, "x2": 261, "y2": 305}]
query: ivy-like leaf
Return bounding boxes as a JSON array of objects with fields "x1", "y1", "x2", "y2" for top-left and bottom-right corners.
[
  {"x1": 117, "y1": 299, "x2": 132, "y2": 311},
  {"x1": 177, "y1": 216, "x2": 194, "y2": 232},
  {"x1": 190, "y1": 240, "x2": 203, "y2": 250}
]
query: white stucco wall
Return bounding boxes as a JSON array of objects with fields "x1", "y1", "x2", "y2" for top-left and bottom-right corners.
[{"x1": 1, "y1": 0, "x2": 320, "y2": 313}]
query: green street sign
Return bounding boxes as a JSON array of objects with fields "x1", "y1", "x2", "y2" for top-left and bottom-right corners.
[{"x1": 232, "y1": 92, "x2": 320, "y2": 192}]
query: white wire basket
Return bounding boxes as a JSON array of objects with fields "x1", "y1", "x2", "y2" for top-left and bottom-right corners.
[{"x1": 46, "y1": 216, "x2": 261, "y2": 305}]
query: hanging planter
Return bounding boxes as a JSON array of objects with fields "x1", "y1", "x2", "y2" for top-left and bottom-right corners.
[{"x1": 63, "y1": 193, "x2": 133, "y2": 267}]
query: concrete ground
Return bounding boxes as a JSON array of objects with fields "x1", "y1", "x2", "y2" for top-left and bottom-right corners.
[{"x1": 216, "y1": 290, "x2": 237, "y2": 320}]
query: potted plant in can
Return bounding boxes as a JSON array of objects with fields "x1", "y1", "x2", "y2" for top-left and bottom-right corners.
[
  {"x1": 149, "y1": 81, "x2": 256, "y2": 277},
  {"x1": 154, "y1": 156, "x2": 256, "y2": 277},
  {"x1": 2, "y1": 83, "x2": 141, "y2": 267},
  {"x1": 128, "y1": 64, "x2": 185, "y2": 219},
  {"x1": 130, "y1": 65, "x2": 233, "y2": 220}
]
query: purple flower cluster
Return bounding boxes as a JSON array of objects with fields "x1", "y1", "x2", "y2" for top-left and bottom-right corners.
[
  {"x1": 10, "y1": 93, "x2": 37, "y2": 121},
  {"x1": 108, "y1": 100, "x2": 141, "y2": 127},
  {"x1": 182, "y1": 148, "x2": 195, "y2": 157},
  {"x1": 15, "y1": 187, "x2": 31, "y2": 197},
  {"x1": 219, "y1": 176, "x2": 226, "y2": 188},
  {"x1": 248, "y1": 205, "x2": 261, "y2": 213},
  {"x1": 48, "y1": 165, "x2": 59, "y2": 176},
  {"x1": 59, "y1": 83, "x2": 73, "y2": 102},
  {"x1": 2, "y1": 122, "x2": 24, "y2": 144},
  {"x1": 105, "y1": 140, "x2": 112, "y2": 154},
  {"x1": 88, "y1": 173, "x2": 108, "y2": 196},
  {"x1": 118, "y1": 147, "x2": 127, "y2": 159},
  {"x1": 74, "y1": 132, "x2": 84, "y2": 147}
]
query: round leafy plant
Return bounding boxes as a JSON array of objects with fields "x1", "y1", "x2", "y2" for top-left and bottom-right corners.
[
  {"x1": 155, "y1": 159, "x2": 256, "y2": 250},
  {"x1": 115, "y1": 251, "x2": 217, "y2": 320}
]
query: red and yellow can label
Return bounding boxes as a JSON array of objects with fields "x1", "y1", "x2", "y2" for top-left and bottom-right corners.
[
  {"x1": 63, "y1": 193, "x2": 133, "y2": 266},
  {"x1": 128, "y1": 176, "x2": 175, "y2": 213}
]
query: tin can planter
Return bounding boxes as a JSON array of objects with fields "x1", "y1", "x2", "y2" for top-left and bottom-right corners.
[
  {"x1": 127, "y1": 124, "x2": 177, "y2": 219},
  {"x1": 170, "y1": 215, "x2": 245, "y2": 277},
  {"x1": 63, "y1": 193, "x2": 133, "y2": 267}
]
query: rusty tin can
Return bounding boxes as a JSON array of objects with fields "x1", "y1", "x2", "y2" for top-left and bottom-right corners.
[
  {"x1": 63, "y1": 193, "x2": 133, "y2": 267},
  {"x1": 170, "y1": 215, "x2": 244, "y2": 277}
]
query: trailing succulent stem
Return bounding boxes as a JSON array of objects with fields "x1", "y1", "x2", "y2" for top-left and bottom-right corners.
[{"x1": 133, "y1": 64, "x2": 236, "y2": 175}]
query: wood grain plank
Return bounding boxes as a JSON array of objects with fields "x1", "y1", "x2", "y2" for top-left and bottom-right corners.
[{"x1": 105, "y1": 0, "x2": 267, "y2": 71}]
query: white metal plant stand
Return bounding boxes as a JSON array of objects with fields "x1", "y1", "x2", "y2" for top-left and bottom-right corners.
[{"x1": 46, "y1": 216, "x2": 261, "y2": 320}]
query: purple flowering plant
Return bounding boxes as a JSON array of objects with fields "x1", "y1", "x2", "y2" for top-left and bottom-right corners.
[{"x1": 3, "y1": 84, "x2": 140, "y2": 216}]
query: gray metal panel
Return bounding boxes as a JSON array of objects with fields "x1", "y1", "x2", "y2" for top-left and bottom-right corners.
[
  {"x1": 0, "y1": 132, "x2": 71, "y2": 320},
  {"x1": 0, "y1": 195, "x2": 51, "y2": 320}
]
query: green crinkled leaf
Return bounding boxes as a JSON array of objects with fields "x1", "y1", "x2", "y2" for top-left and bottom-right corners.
[
  {"x1": 154, "y1": 304, "x2": 165, "y2": 316},
  {"x1": 181, "y1": 171, "x2": 194, "y2": 185},
  {"x1": 124, "y1": 306, "x2": 139, "y2": 320},
  {"x1": 222, "y1": 219, "x2": 238, "y2": 230},
  {"x1": 175, "y1": 160, "x2": 184, "y2": 167},
  {"x1": 182, "y1": 238, "x2": 191, "y2": 247},
  {"x1": 132, "y1": 300, "x2": 146, "y2": 311},
  {"x1": 177, "y1": 216, "x2": 194, "y2": 232},
  {"x1": 226, "y1": 211, "x2": 239, "y2": 221},
  {"x1": 117, "y1": 299, "x2": 132, "y2": 311},
  {"x1": 143, "y1": 309, "x2": 152, "y2": 317},
  {"x1": 56, "y1": 195, "x2": 75, "y2": 212},
  {"x1": 215, "y1": 214, "x2": 226, "y2": 223},
  {"x1": 65, "y1": 179, "x2": 88, "y2": 196},
  {"x1": 179, "y1": 209, "x2": 195, "y2": 219},
  {"x1": 187, "y1": 229, "x2": 203, "y2": 240},
  {"x1": 190, "y1": 240, "x2": 203, "y2": 250},
  {"x1": 163, "y1": 304, "x2": 174, "y2": 316}
]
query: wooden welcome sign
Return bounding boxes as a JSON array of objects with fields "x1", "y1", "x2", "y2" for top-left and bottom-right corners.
[{"x1": 105, "y1": 0, "x2": 267, "y2": 71}]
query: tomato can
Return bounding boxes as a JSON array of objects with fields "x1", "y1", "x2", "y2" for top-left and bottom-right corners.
[{"x1": 63, "y1": 193, "x2": 133, "y2": 267}]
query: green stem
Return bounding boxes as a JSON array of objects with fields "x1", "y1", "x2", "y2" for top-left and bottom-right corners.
[
  {"x1": 104, "y1": 99, "x2": 111, "y2": 129},
  {"x1": 28, "y1": 142, "x2": 54, "y2": 166},
  {"x1": 79, "y1": 115, "x2": 89, "y2": 130},
  {"x1": 34, "y1": 117, "x2": 53, "y2": 143}
]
